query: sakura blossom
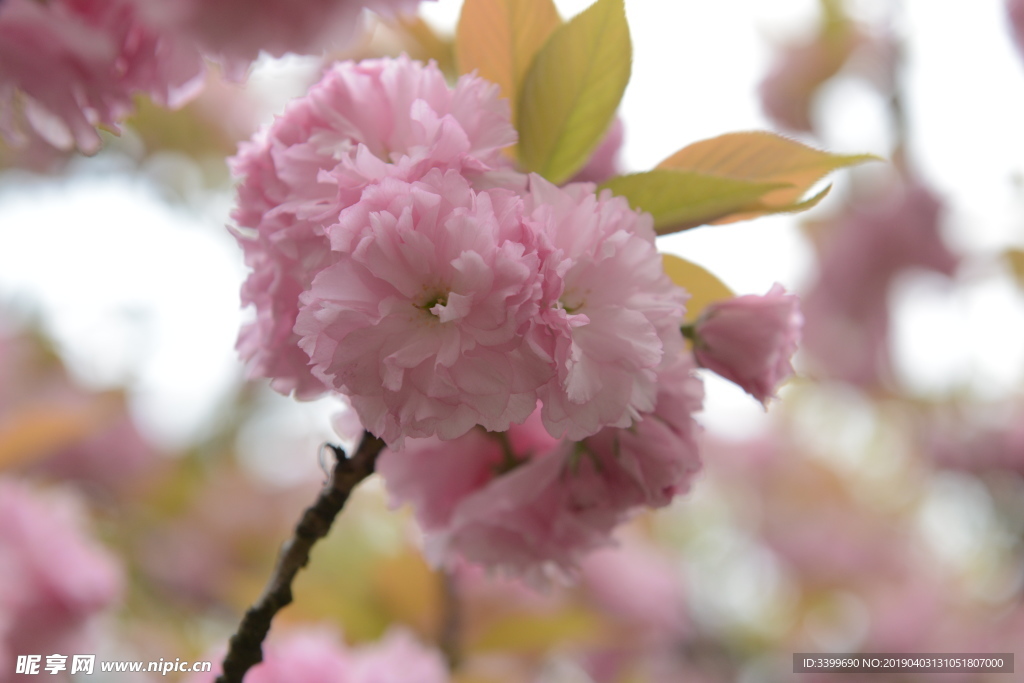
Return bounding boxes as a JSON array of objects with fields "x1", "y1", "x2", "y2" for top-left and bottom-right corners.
[
  {"x1": 0, "y1": 0, "x2": 204, "y2": 153},
  {"x1": 188, "y1": 627, "x2": 448, "y2": 683},
  {"x1": 380, "y1": 357, "x2": 703, "y2": 577},
  {"x1": 801, "y1": 182, "x2": 957, "y2": 385},
  {"x1": 158, "y1": 0, "x2": 430, "y2": 76},
  {"x1": 296, "y1": 170, "x2": 549, "y2": 444},
  {"x1": 0, "y1": 479, "x2": 122, "y2": 661},
  {"x1": 690, "y1": 284, "x2": 802, "y2": 405},
  {"x1": 231, "y1": 56, "x2": 517, "y2": 400},
  {"x1": 524, "y1": 176, "x2": 689, "y2": 440}
]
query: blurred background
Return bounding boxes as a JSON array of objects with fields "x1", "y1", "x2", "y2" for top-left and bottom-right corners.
[{"x1": 2, "y1": 0, "x2": 1024, "y2": 680}]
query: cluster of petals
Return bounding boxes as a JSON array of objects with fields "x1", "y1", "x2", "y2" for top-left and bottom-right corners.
[
  {"x1": 233, "y1": 55, "x2": 688, "y2": 448},
  {"x1": 378, "y1": 355, "x2": 704, "y2": 578},
  {"x1": 190, "y1": 627, "x2": 448, "y2": 683},
  {"x1": 692, "y1": 284, "x2": 803, "y2": 405},
  {"x1": 0, "y1": 0, "x2": 431, "y2": 153},
  {"x1": 232, "y1": 56, "x2": 517, "y2": 401},
  {"x1": 0, "y1": 478, "x2": 122, "y2": 663},
  {"x1": 524, "y1": 177, "x2": 688, "y2": 440},
  {"x1": 297, "y1": 169, "x2": 548, "y2": 443}
]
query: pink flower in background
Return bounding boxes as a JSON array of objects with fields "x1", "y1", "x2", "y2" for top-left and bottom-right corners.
[
  {"x1": 297, "y1": 170, "x2": 549, "y2": 444},
  {"x1": 190, "y1": 627, "x2": 446, "y2": 683},
  {"x1": 0, "y1": 478, "x2": 122, "y2": 659},
  {"x1": 0, "y1": 0, "x2": 204, "y2": 153},
  {"x1": 802, "y1": 182, "x2": 957, "y2": 386},
  {"x1": 526, "y1": 176, "x2": 688, "y2": 440},
  {"x1": 349, "y1": 628, "x2": 449, "y2": 683},
  {"x1": 158, "y1": 0, "x2": 430, "y2": 76},
  {"x1": 1008, "y1": 0, "x2": 1024, "y2": 62},
  {"x1": 231, "y1": 56, "x2": 517, "y2": 400},
  {"x1": 692, "y1": 284, "x2": 802, "y2": 405},
  {"x1": 580, "y1": 539, "x2": 687, "y2": 634}
]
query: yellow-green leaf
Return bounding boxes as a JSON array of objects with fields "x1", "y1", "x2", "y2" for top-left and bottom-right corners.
[
  {"x1": 517, "y1": 0, "x2": 630, "y2": 184},
  {"x1": 657, "y1": 131, "x2": 878, "y2": 223},
  {"x1": 600, "y1": 170, "x2": 790, "y2": 233},
  {"x1": 662, "y1": 254, "x2": 735, "y2": 323},
  {"x1": 455, "y1": 0, "x2": 561, "y2": 128}
]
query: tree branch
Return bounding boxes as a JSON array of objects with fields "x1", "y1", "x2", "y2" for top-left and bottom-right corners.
[{"x1": 215, "y1": 431, "x2": 386, "y2": 683}]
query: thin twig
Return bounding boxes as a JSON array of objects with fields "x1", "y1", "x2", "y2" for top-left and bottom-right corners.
[
  {"x1": 215, "y1": 431, "x2": 386, "y2": 683},
  {"x1": 438, "y1": 568, "x2": 462, "y2": 670}
]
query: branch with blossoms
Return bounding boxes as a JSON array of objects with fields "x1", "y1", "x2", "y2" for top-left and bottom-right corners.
[{"x1": 0, "y1": 0, "x2": 874, "y2": 680}]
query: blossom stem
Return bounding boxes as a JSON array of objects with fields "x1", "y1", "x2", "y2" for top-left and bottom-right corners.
[
  {"x1": 438, "y1": 569, "x2": 462, "y2": 670},
  {"x1": 214, "y1": 431, "x2": 386, "y2": 683}
]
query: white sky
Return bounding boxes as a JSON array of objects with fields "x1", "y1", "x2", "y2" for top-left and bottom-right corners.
[{"x1": 1, "y1": 0, "x2": 1023, "y2": 446}]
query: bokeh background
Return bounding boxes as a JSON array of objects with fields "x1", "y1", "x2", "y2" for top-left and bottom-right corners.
[{"x1": 2, "y1": 0, "x2": 1024, "y2": 681}]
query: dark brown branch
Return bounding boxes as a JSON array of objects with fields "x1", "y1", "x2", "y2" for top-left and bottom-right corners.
[{"x1": 215, "y1": 431, "x2": 386, "y2": 683}]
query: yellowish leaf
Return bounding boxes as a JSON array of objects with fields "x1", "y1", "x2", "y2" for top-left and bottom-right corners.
[
  {"x1": 455, "y1": 0, "x2": 561, "y2": 128},
  {"x1": 469, "y1": 607, "x2": 603, "y2": 653},
  {"x1": 0, "y1": 402, "x2": 110, "y2": 471},
  {"x1": 394, "y1": 16, "x2": 457, "y2": 77},
  {"x1": 518, "y1": 0, "x2": 631, "y2": 184},
  {"x1": 371, "y1": 550, "x2": 442, "y2": 634},
  {"x1": 657, "y1": 131, "x2": 878, "y2": 223},
  {"x1": 662, "y1": 254, "x2": 735, "y2": 323},
  {"x1": 1005, "y1": 248, "x2": 1024, "y2": 288},
  {"x1": 600, "y1": 170, "x2": 789, "y2": 233}
]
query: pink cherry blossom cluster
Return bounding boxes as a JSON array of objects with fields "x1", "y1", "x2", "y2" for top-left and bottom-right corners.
[
  {"x1": 190, "y1": 627, "x2": 448, "y2": 683},
  {"x1": 0, "y1": 0, "x2": 429, "y2": 153},
  {"x1": 233, "y1": 56, "x2": 688, "y2": 446},
  {"x1": 231, "y1": 56, "x2": 803, "y2": 575},
  {"x1": 0, "y1": 478, "x2": 123, "y2": 669}
]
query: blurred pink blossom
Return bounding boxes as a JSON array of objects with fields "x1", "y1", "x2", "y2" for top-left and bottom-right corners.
[
  {"x1": 231, "y1": 56, "x2": 517, "y2": 401},
  {"x1": 349, "y1": 628, "x2": 449, "y2": 683},
  {"x1": 580, "y1": 539, "x2": 687, "y2": 634},
  {"x1": 156, "y1": 0, "x2": 430, "y2": 76},
  {"x1": 802, "y1": 182, "x2": 957, "y2": 386},
  {"x1": 191, "y1": 627, "x2": 446, "y2": 683},
  {"x1": 692, "y1": 284, "x2": 802, "y2": 404},
  {"x1": 0, "y1": 0, "x2": 204, "y2": 153},
  {"x1": 0, "y1": 478, "x2": 122, "y2": 659},
  {"x1": 1008, "y1": 0, "x2": 1024, "y2": 61}
]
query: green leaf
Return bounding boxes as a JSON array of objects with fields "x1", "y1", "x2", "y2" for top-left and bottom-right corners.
[
  {"x1": 455, "y1": 0, "x2": 561, "y2": 129},
  {"x1": 517, "y1": 0, "x2": 631, "y2": 184},
  {"x1": 657, "y1": 131, "x2": 879, "y2": 224},
  {"x1": 600, "y1": 170, "x2": 790, "y2": 233}
]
